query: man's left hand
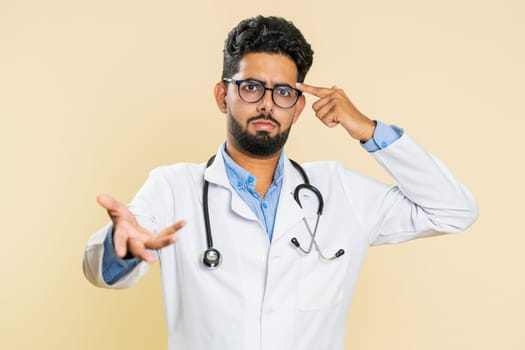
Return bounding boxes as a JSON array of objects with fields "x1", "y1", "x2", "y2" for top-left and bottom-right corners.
[{"x1": 297, "y1": 82, "x2": 376, "y2": 142}]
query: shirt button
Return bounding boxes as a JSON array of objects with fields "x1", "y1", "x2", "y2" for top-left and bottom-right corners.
[
  {"x1": 262, "y1": 202, "x2": 268, "y2": 209},
  {"x1": 247, "y1": 176, "x2": 254, "y2": 183},
  {"x1": 237, "y1": 181, "x2": 243, "y2": 187},
  {"x1": 381, "y1": 141, "x2": 387, "y2": 148}
]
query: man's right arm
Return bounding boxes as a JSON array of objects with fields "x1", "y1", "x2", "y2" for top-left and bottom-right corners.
[
  {"x1": 83, "y1": 222, "x2": 149, "y2": 289},
  {"x1": 83, "y1": 193, "x2": 185, "y2": 288}
]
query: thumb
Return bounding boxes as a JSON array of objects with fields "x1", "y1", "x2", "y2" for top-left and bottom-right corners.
[
  {"x1": 97, "y1": 194, "x2": 118, "y2": 210},
  {"x1": 97, "y1": 194, "x2": 136, "y2": 226}
]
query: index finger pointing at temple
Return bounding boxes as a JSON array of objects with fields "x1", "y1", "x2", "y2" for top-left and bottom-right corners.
[{"x1": 296, "y1": 82, "x2": 332, "y2": 97}]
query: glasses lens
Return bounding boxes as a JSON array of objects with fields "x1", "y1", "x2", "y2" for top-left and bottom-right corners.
[
  {"x1": 238, "y1": 81, "x2": 265, "y2": 102},
  {"x1": 236, "y1": 80, "x2": 300, "y2": 108},
  {"x1": 273, "y1": 86, "x2": 299, "y2": 108}
]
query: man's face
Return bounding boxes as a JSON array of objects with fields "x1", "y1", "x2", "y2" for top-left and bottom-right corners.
[{"x1": 218, "y1": 52, "x2": 305, "y2": 158}]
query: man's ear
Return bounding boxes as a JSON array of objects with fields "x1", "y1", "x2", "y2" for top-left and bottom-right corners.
[
  {"x1": 292, "y1": 94, "x2": 306, "y2": 124},
  {"x1": 214, "y1": 82, "x2": 228, "y2": 114}
]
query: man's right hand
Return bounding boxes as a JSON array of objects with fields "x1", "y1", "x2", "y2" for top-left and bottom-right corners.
[{"x1": 97, "y1": 194, "x2": 185, "y2": 263}]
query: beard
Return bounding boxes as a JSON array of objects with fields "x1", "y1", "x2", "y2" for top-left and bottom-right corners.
[{"x1": 228, "y1": 114, "x2": 292, "y2": 158}]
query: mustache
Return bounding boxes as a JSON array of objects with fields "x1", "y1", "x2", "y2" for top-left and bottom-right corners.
[{"x1": 247, "y1": 115, "x2": 281, "y2": 127}]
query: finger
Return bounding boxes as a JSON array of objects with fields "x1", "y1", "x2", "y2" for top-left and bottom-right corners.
[
  {"x1": 320, "y1": 114, "x2": 340, "y2": 128},
  {"x1": 129, "y1": 239, "x2": 155, "y2": 263},
  {"x1": 318, "y1": 108, "x2": 341, "y2": 128},
  {"x1": 311, "y1": 97, "x2": 342, "y2": 128},
  {"x1": 113, "y1": 225, "x2": 129, "y2": 258},
  {"x1": 98, "y1": 194, "x2": 137, "y2": 225},
  {"x1": 97, "y1": 194, "x2": 121, "y2": 211},
  {"x1": 143, "y1": 220, "x2": 186, "y2": 250},
  {"x1": 296, "y1": 82, "x2": 333, "y2": 98},
  {"x1": 311, "y1": 87, "x2": 344, "y2": 112},
  {"x1": 315, "y1": 100, "x2": 336, "y2": 120},
  {"x1": 146, "y1": 235, "x2": 179, "y2": 250},
  {"x1": 312, "y1": 94, "x2": 334, "y2": 112},
  {"x1": 157, "y1": 220, "x2": 186, "y2": 238},
  {"x1": 136, "y1": 250, "x2": 155, "y2": 263}
]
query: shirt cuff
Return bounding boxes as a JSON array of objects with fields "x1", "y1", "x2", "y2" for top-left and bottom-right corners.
[
  {"x1": 102, "y1": 225, "x2": 140, "y2": 285},
  {"x1": 361, "y1": 120, "x2": 404, "y2": 153}
]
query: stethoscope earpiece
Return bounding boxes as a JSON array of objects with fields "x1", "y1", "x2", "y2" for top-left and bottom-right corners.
[{"x1": 291, "y1": 235, "x2": 345, "y2": 261}]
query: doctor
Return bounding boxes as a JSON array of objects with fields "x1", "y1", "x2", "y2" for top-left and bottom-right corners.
[{"x1": 83, "y1": 16, "x2": 478, "y2": 350}]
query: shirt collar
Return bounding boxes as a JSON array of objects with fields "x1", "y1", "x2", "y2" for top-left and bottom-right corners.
[{"x1": 220, "y1": 142, "x2": 285, "y2": 191}]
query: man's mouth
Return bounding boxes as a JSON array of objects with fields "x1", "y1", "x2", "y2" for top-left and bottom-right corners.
[
  {"x1": 247, "y1": 115, "x2": 280, "y2": 132},
  {"x1": 251, "y1": 121, "x2": 276, "y2": 131}
]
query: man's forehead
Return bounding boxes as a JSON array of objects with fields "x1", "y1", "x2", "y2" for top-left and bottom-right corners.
[{"x1": 233, "y1": 52, "x2": 298, "y2": 83}]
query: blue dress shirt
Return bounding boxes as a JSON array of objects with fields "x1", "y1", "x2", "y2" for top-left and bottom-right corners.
[
  {"x1": 101, "y1": 121, "x2": 402, "y2": 284},
  {"x1": 221, "y1": 144, "x2": 285, "y2": 241}
]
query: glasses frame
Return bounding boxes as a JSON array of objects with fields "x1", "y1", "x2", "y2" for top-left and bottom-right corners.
[{"x1": 223, "y1": 78, "x2": 302, "y2": 109}]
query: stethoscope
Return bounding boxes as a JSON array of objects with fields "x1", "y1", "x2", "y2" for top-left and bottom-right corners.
[{"x1": 201, "y1": 155, "x2": 345, "y2": 269}]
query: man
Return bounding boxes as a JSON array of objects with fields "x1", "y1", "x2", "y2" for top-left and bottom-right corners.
[{"x1": 83, "y1": 16, "x2": 478, "y2": 350}]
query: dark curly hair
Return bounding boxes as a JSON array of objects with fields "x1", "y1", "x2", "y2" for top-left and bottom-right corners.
[{"x1": 222, "y1": 16, "x2": 314, "y2": 83}]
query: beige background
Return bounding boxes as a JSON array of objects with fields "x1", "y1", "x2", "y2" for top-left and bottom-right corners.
[{"x1": 1, "y1": 0, "x2": 523, "y2": 349}]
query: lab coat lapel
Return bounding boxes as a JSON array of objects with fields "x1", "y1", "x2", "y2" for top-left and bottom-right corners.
[
  {"x1": 271, "y1": 158, "x2": 306, "y2": 243},
  {"x1": 204, "y1": 147, "x2": 257, "y2": 221}
]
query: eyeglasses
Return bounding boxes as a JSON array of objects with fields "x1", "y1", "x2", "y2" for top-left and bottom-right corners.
[{"x1": 223, "y1": 78, "x2": 302, "y2": 109}]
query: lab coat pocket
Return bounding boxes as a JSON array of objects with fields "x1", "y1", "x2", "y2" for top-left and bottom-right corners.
[{"x1": 298, "y1": 248, "x2": 348, "y2": 311}]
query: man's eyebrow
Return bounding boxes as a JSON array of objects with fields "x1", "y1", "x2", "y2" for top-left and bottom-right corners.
[
  {"x1": 243, "y1": 77, "x2": 266, "y2": 84},
  {"x1": 243, "y1": 77, "x2": 295, "y2": 88}
]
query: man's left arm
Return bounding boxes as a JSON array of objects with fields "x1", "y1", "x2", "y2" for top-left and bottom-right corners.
[{"x1": 297, "y1": 82, "x2": 478, "y2": 243}]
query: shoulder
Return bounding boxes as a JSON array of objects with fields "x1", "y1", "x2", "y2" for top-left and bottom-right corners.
[
  {"x1": 151, "y1": 162, "x2": 206, "y2": 175},
  {"x1": 300, "y1": 160, "x2": 350, "y2": 179},
  {"x1": 147, "y1": 161, "x2": 207, "y2": 187},
  {"x1": 301, "y1": 160, "x2": 341, "y2": 172},
  {"x1": 300, "y1": 160, "x2": 388, "y2": 190}
]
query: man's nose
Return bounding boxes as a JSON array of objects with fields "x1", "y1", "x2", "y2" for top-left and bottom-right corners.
[{"x1": 257, "y1": 88, "x2": 274, "y2": 112}]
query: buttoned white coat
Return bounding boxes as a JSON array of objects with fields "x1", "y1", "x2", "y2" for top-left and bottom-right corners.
[{"x1": 83, "y1": 133, "x2": 477, "y2": 350}]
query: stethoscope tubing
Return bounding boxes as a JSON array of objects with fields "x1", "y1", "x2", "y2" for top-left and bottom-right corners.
[
  {"x1": 203, "y1": 155, "x2": 216, "y2": 249},
  {"x1": 202, "y1": 155, "x2": 344, "y2": 269}
]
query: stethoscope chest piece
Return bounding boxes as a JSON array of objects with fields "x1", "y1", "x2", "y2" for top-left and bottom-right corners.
[{"x1": 202, "y1": 248, "x2": 222, "y2": 269}]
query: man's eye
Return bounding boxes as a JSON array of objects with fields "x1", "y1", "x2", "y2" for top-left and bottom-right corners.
[
  {"x1": 276, "y1": 87, "x2": 292, "y2": 97},
  {"x1": 242, "y1": 83, "x2": 261, "y2": 92}
]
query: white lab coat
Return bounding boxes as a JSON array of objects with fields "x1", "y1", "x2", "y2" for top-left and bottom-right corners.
[{"x1": 83, "y1": 133, "x2": 477, "y2": 350}]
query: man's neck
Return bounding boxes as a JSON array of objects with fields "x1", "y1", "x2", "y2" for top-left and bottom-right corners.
[{"x1": 225, "y1": 142, "x2": 281, "y2": 198}]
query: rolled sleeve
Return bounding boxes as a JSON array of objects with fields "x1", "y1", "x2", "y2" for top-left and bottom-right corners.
[{"x1": 102, "y1": 226, "x2": 140, "y2": 285}]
